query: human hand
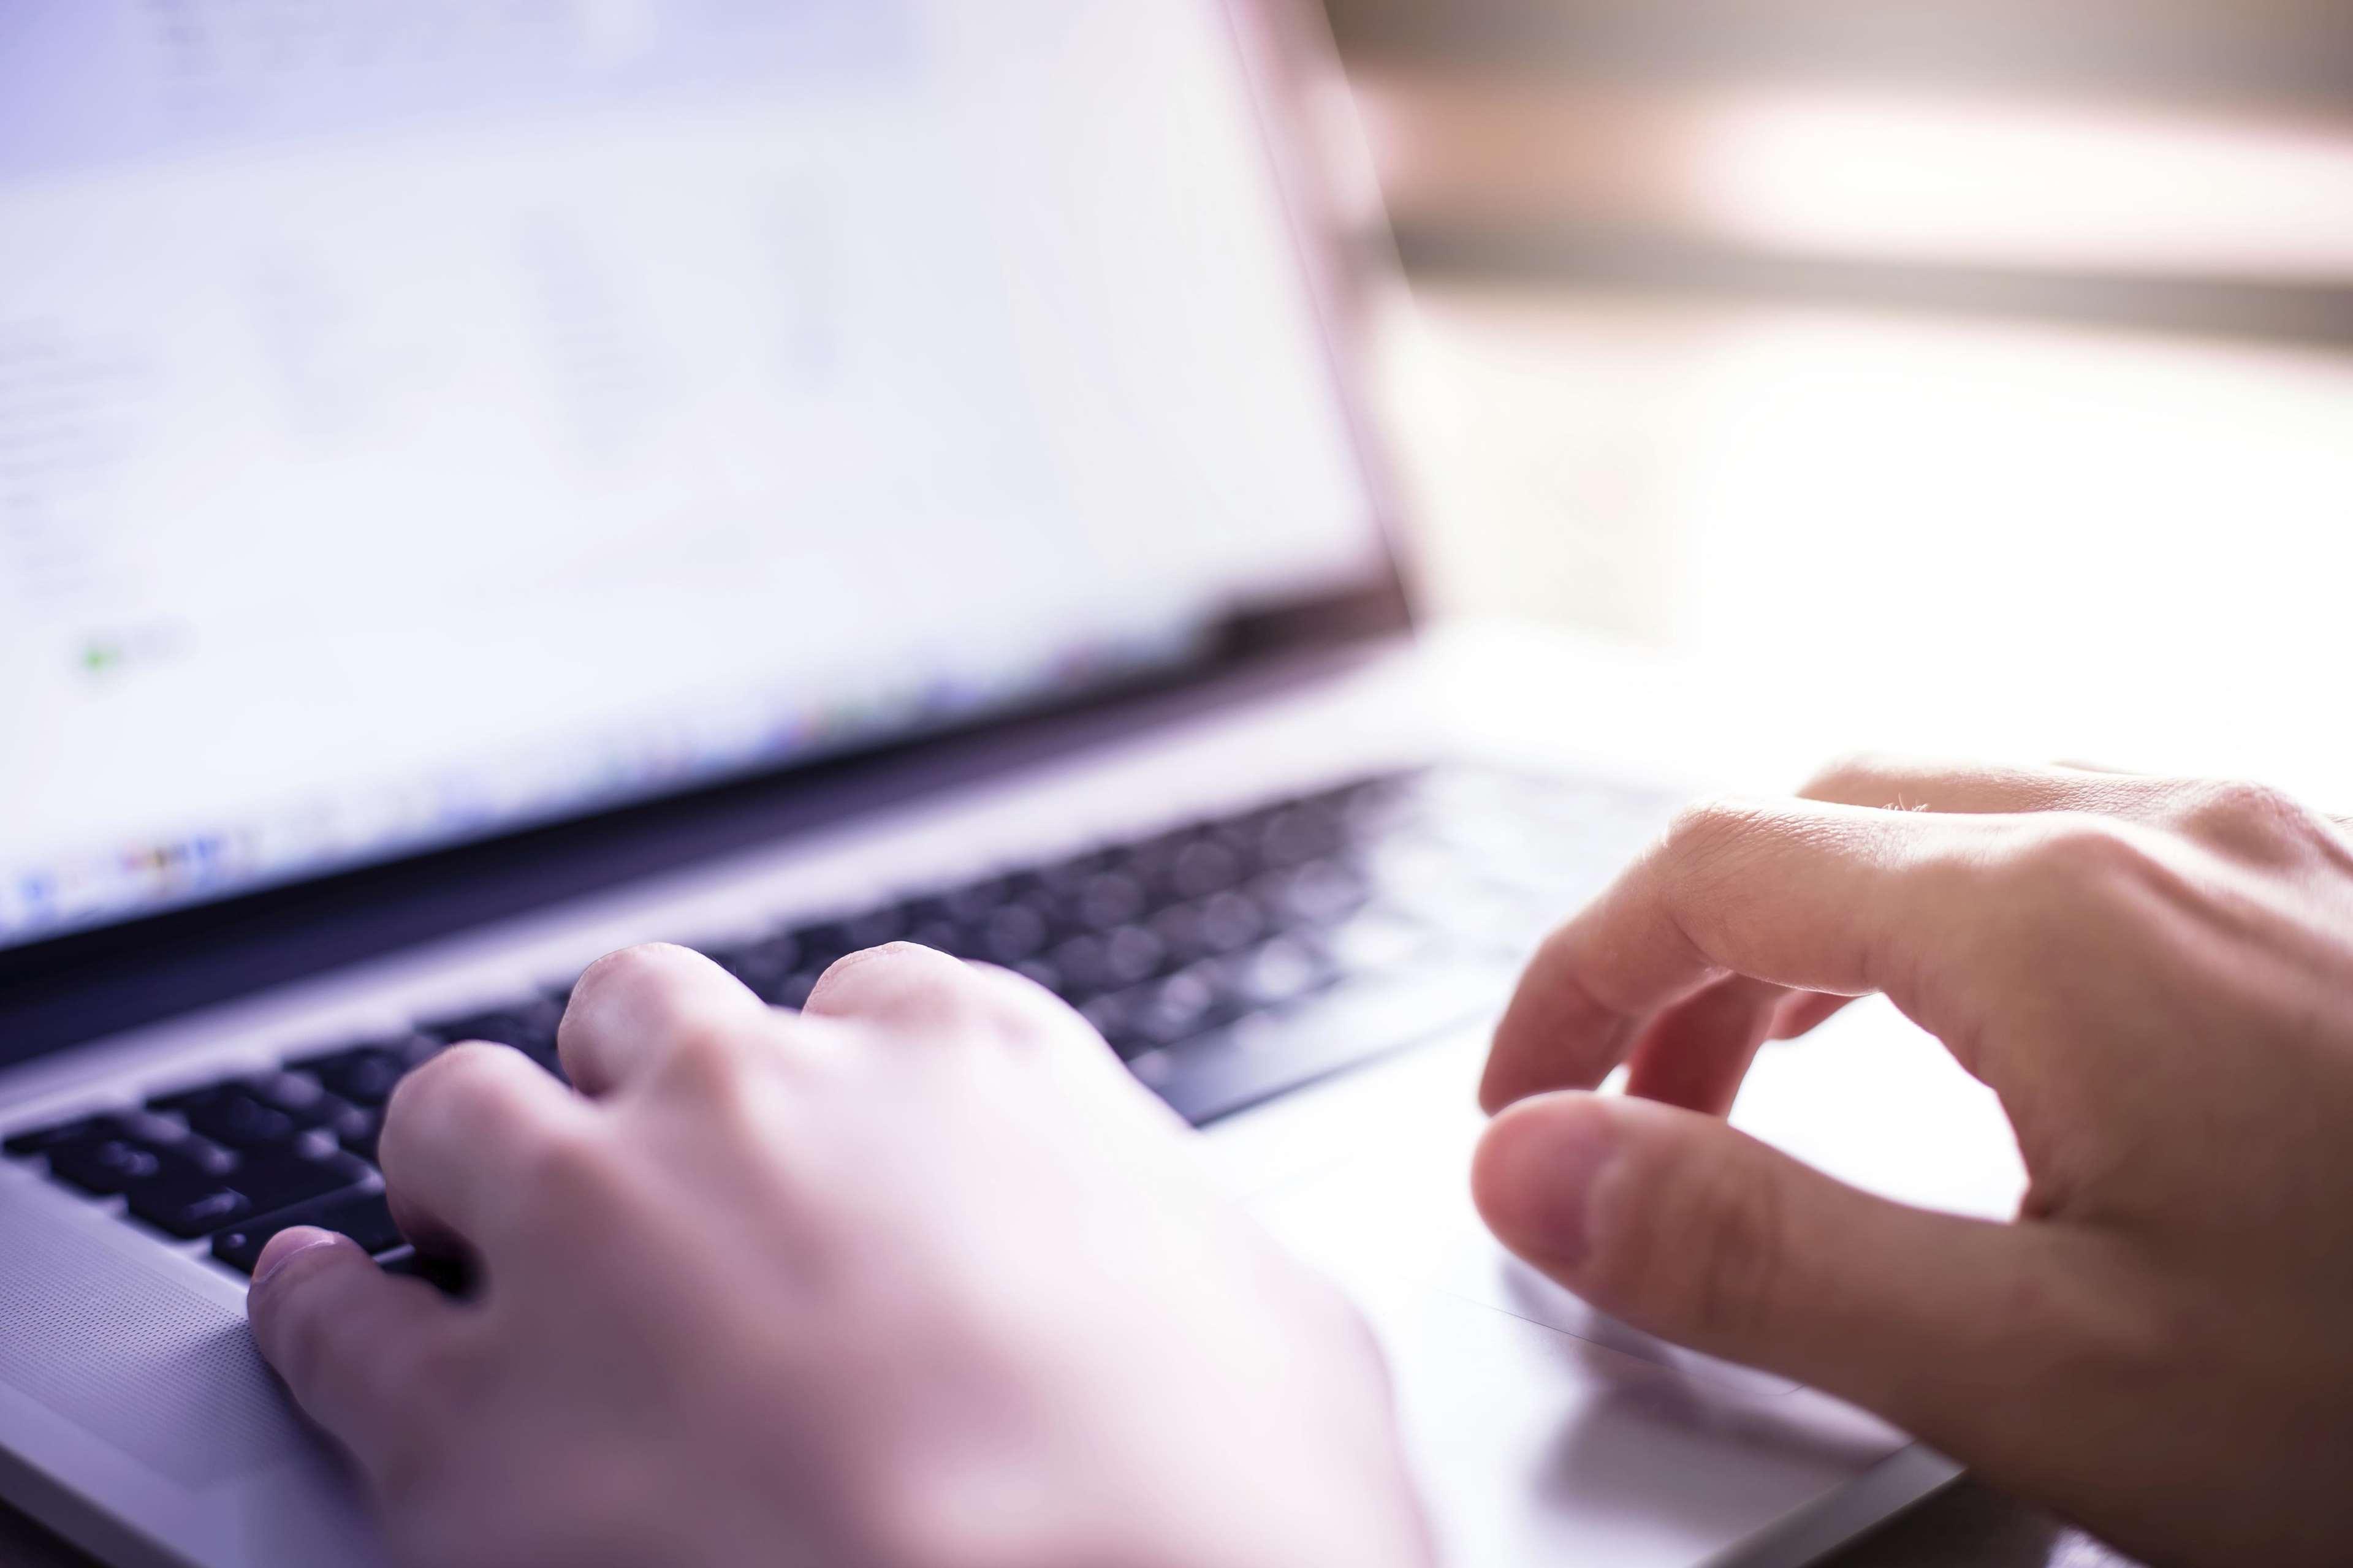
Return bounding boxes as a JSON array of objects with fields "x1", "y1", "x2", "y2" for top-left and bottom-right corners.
[
  {"x1": 1472, "y1": 757, "x2": 2353, "y2": 1568},
  {"x1": 247, "y1": 943, "x2": 1434, "y2": 1568}
]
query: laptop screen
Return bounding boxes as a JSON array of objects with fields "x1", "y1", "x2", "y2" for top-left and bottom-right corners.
[{"x1": 0, "y1": 0, "x2": 1388, "y2": 951}]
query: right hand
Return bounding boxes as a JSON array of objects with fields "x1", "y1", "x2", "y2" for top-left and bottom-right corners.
[{"x1": 1472, "y1": 756, "x2": 2353, "y2": 1568}]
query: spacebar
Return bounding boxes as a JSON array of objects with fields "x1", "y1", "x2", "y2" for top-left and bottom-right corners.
[{"x1": 1149, "y1": 964, "x2": 1504, "y2": 1127}]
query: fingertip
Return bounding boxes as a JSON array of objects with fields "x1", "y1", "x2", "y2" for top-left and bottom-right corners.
[
  {"x1": 800, "y1": 942, "x2": 1000, "y2": 1032},
  {"x1": 251, "y1": 1226, "x2": 356, "y2": 1294},
  {"x1": 1470, "y1": 1093, "x2": 1622, "y2": 1273}
]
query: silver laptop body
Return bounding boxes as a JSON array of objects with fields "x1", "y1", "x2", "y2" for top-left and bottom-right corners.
[{"x1": 0, "y1": 3, "x2": 1977, "y2": 1562}]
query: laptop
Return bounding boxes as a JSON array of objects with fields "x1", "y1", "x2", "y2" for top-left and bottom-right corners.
[{"x1": 0, "y1": 1, "x2": 1976, "y2": 1562}]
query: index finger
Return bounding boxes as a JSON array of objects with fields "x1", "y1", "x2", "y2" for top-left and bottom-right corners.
[
  {"x1": 1480, "y1": 798, "x2": 1986, "y2": 1114},
  {"x1": 558, "y1": 943, "x2": 773, "y2": 1096}
]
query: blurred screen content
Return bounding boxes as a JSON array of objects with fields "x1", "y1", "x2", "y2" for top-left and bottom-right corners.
[{"x1": 0, "y1": 0, "x2": 1380, "y2": 945}]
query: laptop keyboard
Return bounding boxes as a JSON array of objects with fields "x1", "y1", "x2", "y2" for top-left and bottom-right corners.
[{"x1": 0, "y1": 765, "x2": 1667, "y2": 1281}]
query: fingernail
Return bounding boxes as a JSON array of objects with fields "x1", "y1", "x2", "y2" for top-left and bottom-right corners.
[{"x1": 251, "y1": 1230, "x2": 341, "y2": 1290}]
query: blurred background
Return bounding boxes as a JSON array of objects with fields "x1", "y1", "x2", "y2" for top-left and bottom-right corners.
[{"x1": 1320, "y1": 0, "x2": 2353, "y2": 796}]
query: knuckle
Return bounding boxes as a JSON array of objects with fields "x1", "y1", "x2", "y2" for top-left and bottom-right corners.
[
  {"x1": 575, "y1": 942, "x2": 696, "y2": 1006},
  {"x1": 1802, "y1": 751, "x2": 1905, "y2": 803},
  {"x1": 2007, "y1": 812, "x2": 2151, "y2": 899},
  {"x1": 1662, "y1": 797, "x2": 1772, "y2": 865},
  {"x1": 2171, "y1": 779, "x2": 2316, "y2": 854}
]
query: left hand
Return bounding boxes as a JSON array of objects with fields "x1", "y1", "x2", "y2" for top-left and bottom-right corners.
[{"x1": 247, "y1": 942, "x2": 1434, "y2": 1568}]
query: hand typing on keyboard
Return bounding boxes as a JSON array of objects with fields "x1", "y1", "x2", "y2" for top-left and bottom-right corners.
[
  {"x1": 245, "y1": 942, "x2": 1436, "y2": 1568},
  {"x1": 1472, "y1": 757, "x2": 2353, "y2": 1568}
]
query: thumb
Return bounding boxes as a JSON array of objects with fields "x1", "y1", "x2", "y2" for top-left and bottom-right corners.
[
  {"x1": 1471, "y1": 1093, "x2": 2077, "y2": 1447},
  {"x1": 249, "y1": 1228, "x2": 459, "y2": 1477}
]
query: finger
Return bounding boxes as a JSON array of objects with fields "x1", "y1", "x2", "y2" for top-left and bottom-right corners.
[
  {"x1": 379, "y1": 1043, "x2": 592, "y2": 1256},
  {"x1": 1620, "y1": 975, "x2": 1787, "y2": 1118},
  {"x1": 1804, "y1": 755, "x2": 2351, "y2": 857},
  {"x1": 1481, "y1": 799, "x2": 1984, "y2": 1115},
  {"x1": 1470, "y1": 1094, "x2": 2091, "y2": 1453},
  {"x1": 559, "y1": 943, "x2": 772, "y2": 1096},
  {"x1": 248, "y1": 1229, "x2": 462, "y2": 1477},
  {"x1": 1768, "y1": 990, "x2": 1858, "y2": 1041},
  {"x1": 803, "y1": 942, "x2": 1078, "y2": 1039},
  {"x1": 1800, "y1": 753, "x2": 2159, "y2": 817}
]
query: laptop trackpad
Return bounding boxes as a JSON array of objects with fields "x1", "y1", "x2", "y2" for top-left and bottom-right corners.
[{"x1": 1242, "y1": 1129, "x2": 1913, "y2": 1566}]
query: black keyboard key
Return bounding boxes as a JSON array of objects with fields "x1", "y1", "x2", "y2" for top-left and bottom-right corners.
[
  {"x1": 1141, "y1": 964, "x2": 1502, "y2": 1126},
  {"x1": 48, "y1": 1126, "x2": 232, "y2": 1196},
  {"x1": 6, "y1": 1112, "x2": 148, "y2": 1159},
  {"x1": 708, "y1": 935, "x2": 802, "y2": 994},
  {"x1": 770, "y1": 971, "x2": 824, "y2": 1010},
  {"x1": 1322, "y1": 908, "x2": 1436, "y2": 976},
  {"x1": 936, "y1": 876, "x2": 1021, "y2": 923},
  {"x1": 1126, "y1": 966, "x2": 1232, "y2": 1049},
  {"x1": 1064, "y1": 873, "x2": 1147, "y2": 933},
  {"x1": 183, "y1": 1091, "x2": 302, "y2": 1149},
  {"x1": 338, "y1": 1106, "x2": 383, "y2": 1165},
  {"x1": 155, "y1": 1075, "x2": 365, "y2": 1153},
  {"x1": 286, "y1": 1039, "x2": 438, "y2": 1107},
  {"x1": 1259, "y1": 860, "x2": 1372, "y2": 926},
  {"x1": 211, "y1": 1190, "x2": 403, "y2": 1273},
  {"x1": 1049, "y1": 926, "x2": 1167, "y2": 999},
  {"x1": 786, "y1": 922, "x2": 853, "y2": 969},
  {"x1": 1255, "y1": 803, "x2": 1348, "y2": 869},
  {"x1": 842, "y1": 905, "x2": 910, "y2": 950},
  {"x1": 1167, "y1": 838, "x2": 1245, "y2": 899},
  {"x1": 421, "y1": 999, "x2": 565, "y2": 1052},
  {"x1": 126, "y1": 1150, "x2": 366, "y2": 1239},
  {"x1": 973, "y1": 903, "x2": 1051, "y2": 964},
  {"x1": 1222, "y1": 936, "x2": 1338, "y2": 1011},
  {"x1": 1150, "y1": 892, "x2": 1266, "y2": 964},
  {"x1": 1078, "y1": 991, "x2": 1142, "y2": 1058}
]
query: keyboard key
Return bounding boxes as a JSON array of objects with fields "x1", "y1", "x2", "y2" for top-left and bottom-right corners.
[
  {"x1": 707, "y1": 936, "x2": 802, "y2": 994},
  {"x1": 1051, "y1": 927, "x2": 1166, "y2": 998},
  {"x1": 126, "y1": 1150, "x2": 366, "y2": 1239},
  {"x1": 842, "y1": 906, "x2": 910, "y2": 950},
  {"x1": 211, "y1": 1190, "x2": 403, "y2": 1273},
  {"x1": 152, "y1": 1074, "x2": 365, "y2": 1153},
  {"x1": 1144, "y1": 964, "x2": 1502, "y2": 1125},
  {"x1": 1168, "y1": 839, "x2": 1245, "y2": 899},
  {"x1": 770, "y1": 971, "x2": 824, "y2": 1010},
  {"x1": 47, "y1": 1126, "x2": 233, "y2": 1196},
  {"x1": 1065, "y1": 873, "x2": 1146, "y2": 933},
  {"x1": 6, "y1": 1112, "x2": 151, "y2": 1159},
  {"x1": 1322, "y1": 909, "x2": 1434, "y2": 975},
  {"x1": 286, "y1": 1038, "x2": 438, "y2": 1107},
  {"x1": 975, "y1": 903, "x2": 1050, "y2": 964},
  {"x1": 1126, "y1": 966, "x2": 1230, "y2": 1048},
  {"x1": 422, "y1": 999, "x2": 564, "y2": 1053},
  {"x1": 338, "y1": 1106, "x2": 383, "y2": 1164},
  {"x1": 1222, "y1": 936, "x2": 1337, "y2": 1010},
  {"x1": 1151, "y1": 892, "x2": 1266, "y2": 964},
  {"x1": 785, "y1": 922, "x2": 853, "y2": 969}
]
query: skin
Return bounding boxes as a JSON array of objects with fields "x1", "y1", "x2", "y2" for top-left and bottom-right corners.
[
  {"x1": 246, "y1": 944, "x2": 1435, "y2": 1568},
  {"x1": 1474, "y1": 757, "x2": 2353, "y2": 1568},
  {"x1": 248, "y1": 756, "x2": 2353, "y2": 1567}
]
